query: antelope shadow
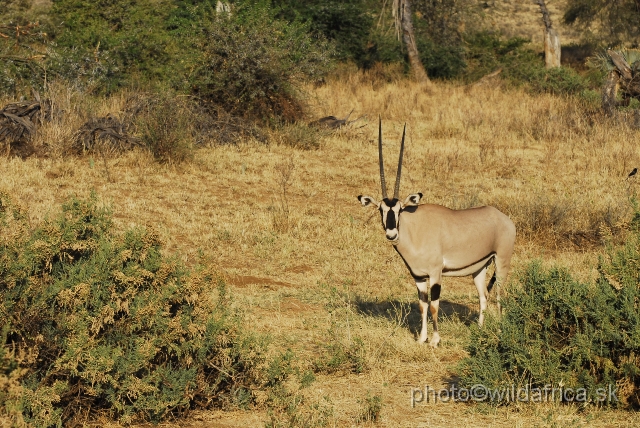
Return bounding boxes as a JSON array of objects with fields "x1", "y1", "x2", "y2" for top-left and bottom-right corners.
[{"x1": 354, "y1": 297, "x2": 477, "y2": 337}]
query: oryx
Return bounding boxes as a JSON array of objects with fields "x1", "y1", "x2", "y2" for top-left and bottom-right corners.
[{"x1": 358, "y1": 120, "x2": 516, "y2": 347}]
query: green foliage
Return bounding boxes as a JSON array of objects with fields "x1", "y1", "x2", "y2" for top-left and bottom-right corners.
[
  {"x1": 190, "y1": 1, "x2": 332, "y2": 121},
  {"x1": 412, "y1": 0, "x2": 473, "y2": 79},
  {"x1": 357, "y1": 392, "x2": 382, "y2": 423},
  {"x1": 313, "y1": 334, "x2": 366, "y2": 375},
  {"x1": 1, "y1": 1, "x2": 333, "y2": 122},
  {"x1": 458, "y1": 216, "x2": 640, "y2": 407},
  {"x1": 273, "y1": 0, "x2": 372, "y2": 63},
  {"x1": 464, "y1": 32, "x2": 589, "y2": 95},
  {"x1": 589, "y1": 48, "x2": 640, "y2": 74},
  {"x1": 264, "y1": 350, "x2": 332, "y2": 428},
  {"x1": 49, "y1": 0, "x2": 190, "y2": 93},
  {"x1": 0, "y1": 192, "x2": 265, "y2": 425},
  {"x1": 0, "y1": 21, "x2": 50, "y2": 97},
  {"x1": 417, "y1": 37, "x2": 466, "y2": 79},
  {"x1": 358, "y1": 30, "x2": 404, "y2": 70}
]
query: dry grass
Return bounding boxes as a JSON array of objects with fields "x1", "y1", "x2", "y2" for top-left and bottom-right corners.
[{"x1": 2, "y1": 74, "x2": 640, "y2": 426}]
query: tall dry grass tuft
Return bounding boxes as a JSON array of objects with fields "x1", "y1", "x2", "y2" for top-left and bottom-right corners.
[
  {"x1": 132, "y1": 94, "x2": 196, "y2": 164},
  {"x1": 271, "y1": 156, "x2": 296, "y2": 234}
]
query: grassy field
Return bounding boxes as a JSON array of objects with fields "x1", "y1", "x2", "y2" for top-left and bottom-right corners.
[{"x1": 2, "y1": 74, "x2": 640, "y2": 426}]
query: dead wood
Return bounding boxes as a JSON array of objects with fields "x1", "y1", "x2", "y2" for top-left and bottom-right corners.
[
  {"x1": 467, "y1": 68, "x2": 503, "y2": 91},
  {"x1": 122, "y1": 94, "x2": 266, "y2": 146},
  {"x1": 608, "y1": 50, "x2": 633, "y2": 80},
  {"x1": 0, "y1": 91, "x2": 51, "y2": 156},
  {"x1": 536, "y1": 0, "x2": 561, "y2": 68},
  {"x1": 601, "y1": 50, "x2": 640, "y2": 114},
  {"x1": 310, "y1": 109, "x2": 355, "y2": 129},
  {"x1": 72, "y1": 114, "x2": 141, "y2": 154}
]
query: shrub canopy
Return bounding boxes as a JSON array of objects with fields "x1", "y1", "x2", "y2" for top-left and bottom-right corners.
[
  {"x1": 0, "y1": 192, "x2": 262, "y2": 426},
  {"x1": 458, "y1": 217, "x2": 640, "y2": 408}
]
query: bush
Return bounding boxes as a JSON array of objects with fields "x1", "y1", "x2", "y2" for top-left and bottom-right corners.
[
  {"x1": 190, "y1": 1, "x2": 332, "y2": 121},
  {"x1": 132, "y1": 93, "x2": 196, "y2": 164},
  {"x1": 0, "y1": 192, "x2": 264, "y2": 425},
  {"x1": 464, "y1": 32, "x2": 589, "y2": 94},
  {"x1": 274, "y1": 0, "x2": 373, "y2": 63},
  {"x1": 457, "y1": 218, "x2": 640, "y2": 407},
  {"x1": 49, "y1": 0, "x2": 188, "y2": 93},
  {"x1": 417, "y1": 37, "x2": 467, "y2": 79},
  {"x1": 313, "y1": 333, "x2": 366, "y2": 375}
]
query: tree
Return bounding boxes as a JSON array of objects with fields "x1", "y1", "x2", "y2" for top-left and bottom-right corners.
[
  {"x1": 536, "y1": 0, "x2": 561, "y2": 68},
  {"x1": 395, "y1": 0, "x2": 430, "y2": 83}
]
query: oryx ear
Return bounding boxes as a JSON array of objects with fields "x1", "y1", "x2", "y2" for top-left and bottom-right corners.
[
  {"x1": 402, "y1": 193, "x2": 423, "y2": 207},
  {"x1": 358, "y1": 195, "x2": 379, "y2": 208}
]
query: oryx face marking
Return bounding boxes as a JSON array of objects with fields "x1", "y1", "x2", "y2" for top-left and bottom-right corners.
[
  {"x1": 357, "y1": 118, "x2": 516, "y2": 348},
  {"x1": 357, "y1": 193, "x2": 422, "y2": 243},
  {"x1": 380, "y1": 198, "x2": 401, "y2": 241}
]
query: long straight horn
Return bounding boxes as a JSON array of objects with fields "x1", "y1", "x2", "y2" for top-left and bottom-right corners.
[
  {"x1": 379, "y1": 117, "x2": 388, "y2": 199},
  {"x1": 393, "y1": 123, "x2": 406, "y2": 199}
]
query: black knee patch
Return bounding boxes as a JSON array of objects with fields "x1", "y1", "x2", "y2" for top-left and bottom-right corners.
[
  {"x1": 418, "y1": 290, "x2": 429, "y2": 302},
  {"x1": 487, "y1": 272, "x2": 496, "y2": 293},
  {"x1": 430, "y1": 284, "x2": 441, "y2": 301}
]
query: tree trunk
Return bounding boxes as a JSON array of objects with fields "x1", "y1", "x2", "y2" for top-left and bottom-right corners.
[
  {"x1": 602, "y1": 70, "x2": 620, "y2": 116},
  {"x1": 544, "y1": 28, "x2": 561, "y2": 68},
  {"x1": 536, "y1": 0, "x2": 561, "y2": 68},
  {"x1": 400, "y1": 0, "x2": 430, "y2": 83}
]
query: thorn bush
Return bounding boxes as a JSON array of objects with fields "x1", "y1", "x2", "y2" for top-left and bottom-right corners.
[
  {"x1": 458, "y1": 210, "x2": 640, "y2": 407},
  {"x1": 0, "y1": 192, "x2": 264, "y2": 426}
]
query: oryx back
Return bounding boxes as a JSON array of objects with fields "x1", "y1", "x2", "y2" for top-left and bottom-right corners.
[{"x1": 395, "y1": 204, "x2": 516, "y2": 279}]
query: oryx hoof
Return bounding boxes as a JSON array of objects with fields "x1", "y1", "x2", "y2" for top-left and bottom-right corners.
[{"x1": 429, "y1": 332, "x2": 440, "y2": 348}]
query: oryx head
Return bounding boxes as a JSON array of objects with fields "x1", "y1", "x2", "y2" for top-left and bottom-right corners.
[{"x1": 358, "y1": 119, "x2": 422, "y2": 244}]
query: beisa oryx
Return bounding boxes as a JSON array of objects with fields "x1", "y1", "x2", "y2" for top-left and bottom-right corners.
[{"x1": 358, "y1": 120, "x2": 516, "y2": 347}]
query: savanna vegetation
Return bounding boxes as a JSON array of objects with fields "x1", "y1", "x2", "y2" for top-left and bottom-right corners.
[{"x1": 2, "y1": 0, "x2": 640, "y2": 426}]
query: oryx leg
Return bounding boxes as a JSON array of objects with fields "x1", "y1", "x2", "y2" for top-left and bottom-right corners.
[
  {"x1": 416, "y1": 280, "x2": 430, "y2": 344},
  {"x1": 473, "y1": 266, "x2": 489, "y2": 326},
  {"x1": 416, "y1": 273, "x2": 442, "y2": 347},
  {"x1": 489, "y1": 255, "x2": 512, "y2": 316},
  {"x1": 428, "y1": 273, "x2": 442, "y2": 348}
]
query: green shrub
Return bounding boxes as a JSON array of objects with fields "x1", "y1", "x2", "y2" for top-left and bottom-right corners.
[
  {"x1": 463, "y1": 32, "x2": 590, "y2": 94},
  {"x1": 49, "y1": 0, "x2": 189, "y2": 93},
  {"x1": 357, "y1": 392, "x2": 382, "y2": 423},
  {"x1": 263, "y1": 350, "x2": 332, "y2": 428},
  {"x1": 458, "y1": 225, "x2": 640, "y2": 407},
  {"x1": 0, "y1": 20, "x2": 50, "y2": 97},
  {"x1": 313, "y1": 335, "x2": 366, "y2": 375},
  {"x1": 0, "y1": 192, "x2": 265, "y2": 425},
  {"x1": 274, "y1": 0, "x2": 373, "y2": 63},
  {"x1": 190, "y1": 1, "x2": 332, "y2": 121},
  {"x1": 417, "y1": 37, "x2": 467, "y2": 79}
]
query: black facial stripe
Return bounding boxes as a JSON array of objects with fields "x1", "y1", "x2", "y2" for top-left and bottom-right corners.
[{"x1": 385, "y1": 210, "x2": 396, "y2": 230}]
